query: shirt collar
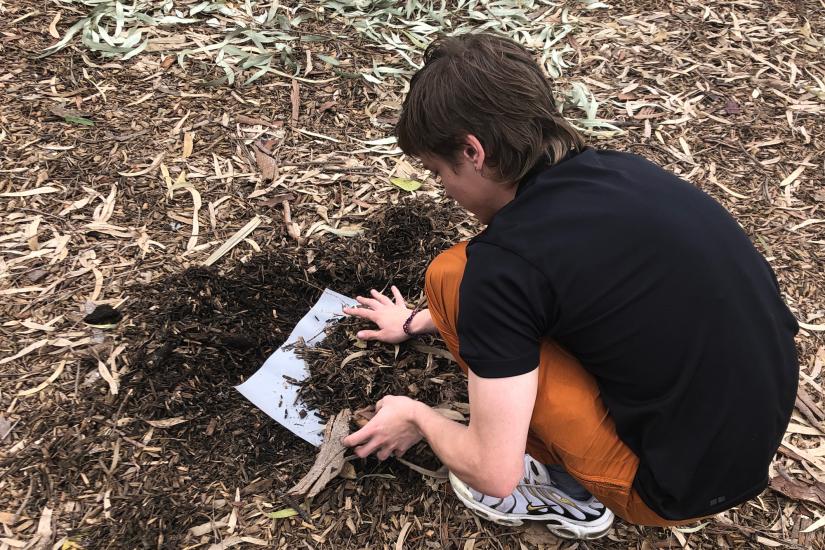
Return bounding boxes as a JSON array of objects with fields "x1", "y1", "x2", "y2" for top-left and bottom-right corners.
[{"x1": 515, "y1": 147, "x2": 584, "y2": 197}]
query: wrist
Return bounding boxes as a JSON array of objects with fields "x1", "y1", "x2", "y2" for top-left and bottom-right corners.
[
  {"x1": 402, "y1": 306, "x2": 422, "y2": 336},
  {"x1": 409, "y1": 400, "x2": 429, "y2": 440},
  {"x1": 406, "y1": 308, "x2": 432, "y2": 336}
]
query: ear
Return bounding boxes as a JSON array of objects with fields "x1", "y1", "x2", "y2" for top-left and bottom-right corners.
[{"x1": 462, "y1": 135, "x2": 486, "y2": 172}]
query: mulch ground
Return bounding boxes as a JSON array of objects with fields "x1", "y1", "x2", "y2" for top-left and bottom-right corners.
[{"x1": 1, "y1": 0, "x2": 824, "y2": 549}]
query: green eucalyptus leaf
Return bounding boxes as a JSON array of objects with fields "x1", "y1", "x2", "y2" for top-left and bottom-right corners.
[
  {"x1": 316, "y1": 54, "x2": 340, "y2": 66},
  {"x1": 390, "y1": 178, "x2": 422, "y2": 192},
  {"x1": 266, "y1": 508, "x2": 299, "y2": 519},
  {"x1": 64, "y1": 116, "x2": 95, "y2": 126}
]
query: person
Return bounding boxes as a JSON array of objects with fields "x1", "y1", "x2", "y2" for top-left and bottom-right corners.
[{"x1": 341, "y1": 33, "x2": 799, "y2": 539}]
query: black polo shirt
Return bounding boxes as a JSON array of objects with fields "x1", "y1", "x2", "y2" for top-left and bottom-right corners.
[{"x1": 456, "y1": 147, "x2": 799, "y2": 520}]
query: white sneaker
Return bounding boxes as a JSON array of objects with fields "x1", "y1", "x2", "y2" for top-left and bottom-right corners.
[{"x1": 449, "y1": 455, "x2": 614, "y2": 539}]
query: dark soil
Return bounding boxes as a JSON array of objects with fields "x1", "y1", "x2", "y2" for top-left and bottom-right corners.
[
  {"x1": 307, "y1": 198, "x2": 465, "y2": 297},
  {"x1": 296, "y1": 316, "x2": 466, "y2": 421}
]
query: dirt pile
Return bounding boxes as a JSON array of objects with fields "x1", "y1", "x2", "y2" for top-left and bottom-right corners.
[
  {"x1": 7, "y1": 198, "x2": 473, "y2": 548},
  {"x1": 307, "y1": 198, "x2": 464, "y2": 297}
]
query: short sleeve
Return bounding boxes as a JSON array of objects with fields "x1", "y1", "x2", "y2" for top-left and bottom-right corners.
[{"x1": 457, "y1": 242, "x2": 558, "y2": 378}]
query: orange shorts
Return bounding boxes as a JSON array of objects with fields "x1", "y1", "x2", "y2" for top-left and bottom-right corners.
[{"x1": 425, "y1": 241, "x2": 692, "y2": 527}]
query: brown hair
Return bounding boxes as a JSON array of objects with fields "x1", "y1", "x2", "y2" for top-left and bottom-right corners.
[{"x1": 395, "y1": 33, "x2": 585, "y2": 183}]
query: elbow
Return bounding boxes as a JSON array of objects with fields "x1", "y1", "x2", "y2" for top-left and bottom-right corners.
[
  {"x1": 478, "y1": 464, "x2": 523, "y2": 499},
  {"x1": 485, "y1": 479, "x2": 520, "y2": 499}
]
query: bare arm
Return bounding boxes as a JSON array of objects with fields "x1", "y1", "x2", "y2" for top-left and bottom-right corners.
[{"x1": 343, "y1": 368, "x2": 537, "y2": 498}]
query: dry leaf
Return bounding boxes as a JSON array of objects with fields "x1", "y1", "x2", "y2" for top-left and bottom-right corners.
[
  {"x1": 434, "y1": 408, "x2": 465, "y2": 422},
  {"x1": 189, "y1": 516, "x2": 229, "y2": 536},
  {"x1": 48, "y1": 13, "x2": 61, "y2": 39},
  {"x1": 98, "y1": 360, "x2": 118, "y2": 395},
  {"x1": 395, "y1": 457, "x2": 449, "y2": 479},
  {"x1": 1, "y1": 339, "x2": 49, "y2": 365},
  {"x1": 395, "y1": 521, "x2": 412, "y2": 550},
  {"x1": 0, "y1": 187, "x2": 60, "y2": 197},
  {"x1": 339, "y1": 461, "x2": 357, "y2": 480},
  {"x1": 318, "y1": 100, "x2": 337, "y2": 113},
  {"x1": 519, "y1": 522, "x2": 562, "y2": 547},
  {"x1": 145, "y1": 417, "x2": 188, "y2": 428},
  {"x1": 723, "y1": 99, "x2": 741, "y2": 114},
  {"x1": 207, "y1": 535, "x2": 244, "y2": 550},
  {"x1": 779, "y1": 165, "x2": 806, "y2": 187},
  {"x1": 253, "y1": 139, "x2": 278, "y2": 181},
  {"x1": 0, "y1": 415, "x2": 13, "y2": 440},
  {"x1": 353, "y1": 405, "x2": 376, "y2": 428},
  {"x1": 203, "y1": 216, "x2": 261, "y2": 267},
  {"x1": 17, "y1": 361, "x2": 65, "y2": 397},
  {"x1": 182, "y1": 132, "x2": 193, "y2": 158},
  {"x1": 119, "y1": 152, "x2": 165, "y2": 177},
  {"x1": 802, "y1": 515, "x2": 825, "y2": 533},
  {"x1": 25, "y1": 506, "x2": 53, "y2": 550}
]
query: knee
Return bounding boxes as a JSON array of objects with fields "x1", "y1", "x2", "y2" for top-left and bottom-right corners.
[{"x1": 425, "y1": 242, "x2": 468, "y2": 298}]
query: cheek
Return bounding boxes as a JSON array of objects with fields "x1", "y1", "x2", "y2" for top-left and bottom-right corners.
[{"x1": 441, "y1": 179, "x2": 455, "y2": 197}]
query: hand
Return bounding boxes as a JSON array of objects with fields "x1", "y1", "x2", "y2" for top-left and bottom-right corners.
[
  {"x1": 342, "y1": 286, "x2": 412, "y2": 344},
  {"x1": 342, "y1": 395, "x2": 424, "y2": 460}
]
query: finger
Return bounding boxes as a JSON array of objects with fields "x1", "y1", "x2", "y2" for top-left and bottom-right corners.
[
  {"x1": 343, "y1": 425, "x2": 372, "y2": 448},
  {"x1": 377, "y1": 447, "x2": 393, "y2": 461},
  {"x1": 355, "y1": 438, "x2": 383, "y2": 458},
  {"x1": 355, "y1": 296, "x2": 383, "y2": 310},
  {"x1": 371, "y1": 289, "x2": 392, "y2": 305},
  {"x1": 375, "y1": 398, "x2": 385, "y2": 412},
  {"x1": 345, "y1": 307, "x2": 378, "y2": 323},
  {"x1": 391, "y1": 286, "x2": 406, "y2": 306},
  {"x1": 342, "y1": 306, "x2": 367, "y2": 317},
  {"x1": 356, "y1": 329, "x2": 381, "y2": 341}
]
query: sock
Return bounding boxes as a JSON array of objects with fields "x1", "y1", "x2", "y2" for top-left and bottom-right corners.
[{"x1": 546, "y1": 464, "x2": 593, "y2": 501}]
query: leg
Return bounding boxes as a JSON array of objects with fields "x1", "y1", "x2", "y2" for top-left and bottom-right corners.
[
  {"x1": 425, "y1": 243, "x2": 559, "y2": 464},
  {"x1": 425, "y1": 242, "x2": 683, "y2": 527}
]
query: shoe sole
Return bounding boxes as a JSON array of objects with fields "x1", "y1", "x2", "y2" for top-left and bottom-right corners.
[{"x1": 449, "y1": 473, "x2": 614, "y2": 540}]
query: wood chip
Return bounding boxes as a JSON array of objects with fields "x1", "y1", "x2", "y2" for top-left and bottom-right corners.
[{"x1": 289, "y1": 409, "x2": 351, "y2": 498}]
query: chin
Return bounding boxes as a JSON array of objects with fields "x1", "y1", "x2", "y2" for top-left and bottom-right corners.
[{"x1": 458, "y1": 202, "x2": 490, "y2": 224}]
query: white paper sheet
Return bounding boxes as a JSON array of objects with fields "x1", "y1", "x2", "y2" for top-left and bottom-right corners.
[{"x1": 236, "y1": 288, "x2": 357, "y2": 447}]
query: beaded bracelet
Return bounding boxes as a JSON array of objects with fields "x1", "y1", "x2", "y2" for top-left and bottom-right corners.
[{"x1": 402, "y1": 305, "x2": 422, "y2": 336}]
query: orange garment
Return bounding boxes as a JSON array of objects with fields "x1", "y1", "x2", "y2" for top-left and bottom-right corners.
[{"x1": 424, "y1": 241, "x2": 697, "y2": 527}]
